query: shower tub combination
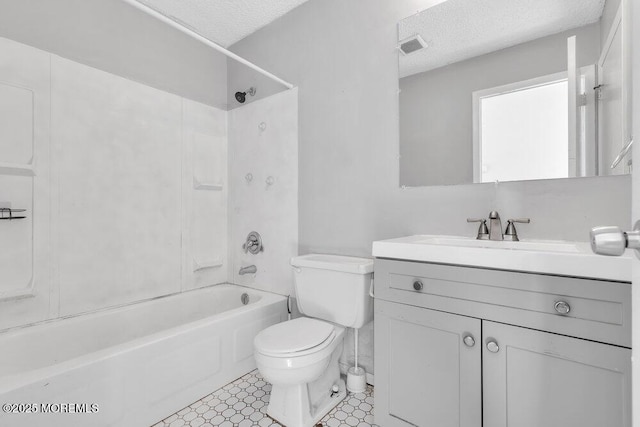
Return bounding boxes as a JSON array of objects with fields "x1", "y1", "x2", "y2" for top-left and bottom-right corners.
[{"x1": 0, "y1": 284, "x2": 287, "y2": 427}]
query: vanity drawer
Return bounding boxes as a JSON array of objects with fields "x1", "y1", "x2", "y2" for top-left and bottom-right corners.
[{"x1": 374, "y1": 259, "x2": 632, "y2": 347}]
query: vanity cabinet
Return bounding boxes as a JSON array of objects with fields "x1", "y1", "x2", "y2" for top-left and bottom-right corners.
[
  {"x1": 373, "y1": 259, "x2": 632, "y2": 427},
  {"x1": 483, "y1": 321, "x2": 631, "y2": 427},
  {"x1": 375, "y1": 300, "x2": 481, "y2": 427}
]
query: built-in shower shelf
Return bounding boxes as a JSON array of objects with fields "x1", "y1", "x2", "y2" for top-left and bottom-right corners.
[
  {"x1": 0, "y1": 279, "x2": 35, "y2": 301},
  {"x1": 0, "y1": 162, "x2": 35, "y2": 177},
  {"x1": 193, "y1": 258, "x2": 223, "y2": 272},
  {"x1": 0, "y1": 290, "x2": 35, "y2": 302},
  {"x1": 193, "y1": 178, "x2": 223, "y2": 191}
]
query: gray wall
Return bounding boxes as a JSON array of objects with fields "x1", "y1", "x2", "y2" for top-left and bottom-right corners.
[
  {"x1": 0, "y1": 0, "x2": 228, "y2": 108},
  {"x1": 400, "y1": 24, "x2": 601, "y2": 186},
  {"x1": 229, "y1": 0, "x2": 630, "y2": 255}
]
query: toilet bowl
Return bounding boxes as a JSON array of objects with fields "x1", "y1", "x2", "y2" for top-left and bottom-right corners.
[
  {"x1": 254, "y1": 317, "x2": 346, "y2": 427},
  {"x1": 253, "y1": 254, "x2": 374, "y2": 427}
]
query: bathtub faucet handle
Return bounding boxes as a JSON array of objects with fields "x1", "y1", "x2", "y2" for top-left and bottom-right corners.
[{"x1": 243, "y1": 231, "x2": 263, "y2": 254}]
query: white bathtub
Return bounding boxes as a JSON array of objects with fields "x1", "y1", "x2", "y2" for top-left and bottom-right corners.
[{"x1": 0, "y1": 284, "x2": 287, "y2": 427}]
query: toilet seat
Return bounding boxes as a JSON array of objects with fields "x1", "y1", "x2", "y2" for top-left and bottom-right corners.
[{"x1": 254, "y1": 317, "x2": 336, "y2": 358}]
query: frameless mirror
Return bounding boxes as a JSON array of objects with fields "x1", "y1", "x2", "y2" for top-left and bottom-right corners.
[{"x1": 398, "y1": 0, "x2": 632, "y2": 187}]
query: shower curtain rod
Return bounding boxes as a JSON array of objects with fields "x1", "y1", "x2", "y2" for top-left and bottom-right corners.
[{"x1": 121, "y1": 0, "x2": 295, "y2": 90}]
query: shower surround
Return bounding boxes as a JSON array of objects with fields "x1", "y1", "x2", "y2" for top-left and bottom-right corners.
[
  {"x1": 0, "y1": 36, "x2": 229, "y2": 331},
  {"x1": 229, "y1": 88, "x2": 299, "y2": 298},
  {"x1": 0, "y1": 36, "x2": 299, "y2": 332},
  {"x1": 0, "y1": 34, "x2": 299, "y2": 424}
]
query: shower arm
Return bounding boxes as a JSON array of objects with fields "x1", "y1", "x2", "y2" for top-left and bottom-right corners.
[{"x1": 121, "y1": 0, "x2": 294, "y2": 90}]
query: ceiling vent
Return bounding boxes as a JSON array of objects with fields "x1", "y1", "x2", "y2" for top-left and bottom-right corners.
[{"x1": 398, "y1": 34, "x2": 428, "y2": 55}]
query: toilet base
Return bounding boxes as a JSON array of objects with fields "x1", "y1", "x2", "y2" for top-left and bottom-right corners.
[
  {"x1": 266, "y1": 344, "x2": 346, "y2": 427},
  {"x1": 268, "y1": 379, "x2": 346, "y2": 427}
]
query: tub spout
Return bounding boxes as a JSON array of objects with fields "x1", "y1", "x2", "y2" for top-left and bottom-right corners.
[{"x1": 239, "y1": 265, "x2": 257, "y2": 275}]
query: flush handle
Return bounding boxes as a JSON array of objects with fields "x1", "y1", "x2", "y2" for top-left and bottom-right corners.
[
  {"x1": 554, "y1": 301, "x2": 571, "y2": 315},
  {"x1": 413, "y1": 280, "x2": 424, "y2": 291}
]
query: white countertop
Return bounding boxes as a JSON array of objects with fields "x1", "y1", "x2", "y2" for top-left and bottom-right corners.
[{"x1": 372, "y1": 235, "x2": 632, "y2": 282}]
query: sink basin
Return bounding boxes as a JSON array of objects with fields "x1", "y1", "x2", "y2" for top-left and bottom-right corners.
[
  {"x1": 372, "y1": 235, "x2": 631, "y2": 282},
  {"x1": 413, "y1": 236, "x2": 581, "y2": 253}
]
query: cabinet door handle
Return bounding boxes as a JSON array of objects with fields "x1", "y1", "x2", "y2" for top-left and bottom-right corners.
[
  {"x1": 554, "y1": 301, "x2": 571, "y2": 315},
  {"x1": 486, "y1": 340, "x2": 500, "y2": 353},
  {"x1": 463, "y1": 335, "x2": 475, "y2": 347},
  {"x1": 413, "y1": 280, "x2": 424, "y2": 291}
]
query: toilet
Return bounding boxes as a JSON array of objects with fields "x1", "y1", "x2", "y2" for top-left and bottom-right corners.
[{"x1": 253, "y1": 254, "x2": 374, "y2": 427}]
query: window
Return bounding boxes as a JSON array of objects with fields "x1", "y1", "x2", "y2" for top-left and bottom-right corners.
[{"x1": 473, "y1": 74, "x2": 569, "y2": 183}]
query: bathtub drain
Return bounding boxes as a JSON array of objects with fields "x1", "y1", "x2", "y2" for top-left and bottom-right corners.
[{"x1": 241, "y1": 293, "x2": 250, "y2": 305}]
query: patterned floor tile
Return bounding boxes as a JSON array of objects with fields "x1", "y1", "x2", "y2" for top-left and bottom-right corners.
[{"x1": 153, "y1": 370, "x2": 377, "y2": 427}]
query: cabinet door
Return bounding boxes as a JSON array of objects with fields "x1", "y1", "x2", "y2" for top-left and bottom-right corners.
[
  {"x1": 374, "y1": 300, "x2": 481, "y2": 427},
  {"x1": 483, "y1": 321, "x2": 631, "y2": 427}
]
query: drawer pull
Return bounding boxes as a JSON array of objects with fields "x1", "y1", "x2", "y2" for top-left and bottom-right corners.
[
  {"x1": 413, "y1": 280, "x2": 424, "y2": 291},
  {"x1": 554, "y1": 301, "x2": 571, "y2": 315},
  {"x1": 486, "y1": 340, "x2": 500, "y2": 353},
  {"x1": 463, "y1": 335, "x2": 475, "y2": 347}
]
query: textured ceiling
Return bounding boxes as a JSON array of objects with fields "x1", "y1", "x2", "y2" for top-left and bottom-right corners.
[
  {"x1": 136, "y1": 0, "x2": 311, "y2": 48},
  {"x1": 399, "y1": 0, "x2": 606, "y2": 78}
]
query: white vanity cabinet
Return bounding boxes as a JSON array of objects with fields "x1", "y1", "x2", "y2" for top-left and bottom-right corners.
[{"x1": 373, "y1": 259, "x2": 632, "y2": 427}]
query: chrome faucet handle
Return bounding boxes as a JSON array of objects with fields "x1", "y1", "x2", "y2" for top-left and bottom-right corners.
[
  {"x1": 243, "y1": 231, "x2": 263, "y2": 254},
  {"x1": 467, "y1": 218, "x2": 489, "y2": 240},
  {"x1": 467, "y1": 218, "x2": 485, "y2": 223},
  {"x1": 504, "y1": 218, "x2": 530, "y2": 241},
  {"x1": 510, "y1": 218, "x2": 531, "y2": 224}
]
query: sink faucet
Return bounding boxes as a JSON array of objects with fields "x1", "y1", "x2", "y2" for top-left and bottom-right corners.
[
  {"x1": 468, "y1": 211, "x2": 530, "y2": 241},
  {"x1": 488, "y1": 211, "x2": 503, "y2": 241}
]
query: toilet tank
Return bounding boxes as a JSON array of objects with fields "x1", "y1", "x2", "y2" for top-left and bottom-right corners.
[{"x1": 291, "y1": 254, "x2": 374, "y2": 329}]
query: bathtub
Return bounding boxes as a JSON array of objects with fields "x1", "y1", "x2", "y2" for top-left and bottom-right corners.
[{"x1": 0, "y1": 284, "x2": 287, "y2": 427}]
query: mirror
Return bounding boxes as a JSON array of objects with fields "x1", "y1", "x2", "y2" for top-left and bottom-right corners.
[{"x1": 398, "y1": 0, "x2": 632, "y2": 187}]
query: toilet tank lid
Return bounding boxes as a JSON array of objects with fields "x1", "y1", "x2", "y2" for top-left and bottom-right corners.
[{"x1": 291, "y1": 254, "x2": 374, "y2": 274}]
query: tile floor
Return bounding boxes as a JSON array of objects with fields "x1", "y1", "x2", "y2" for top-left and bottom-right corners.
[{"x1": 152, "y1": 369, "x2": 377, "y2": 427}]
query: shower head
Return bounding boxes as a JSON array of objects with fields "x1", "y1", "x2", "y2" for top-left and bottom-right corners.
[{"x1": 235, "y1": 87, "x2": 256, "y2": 103}]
